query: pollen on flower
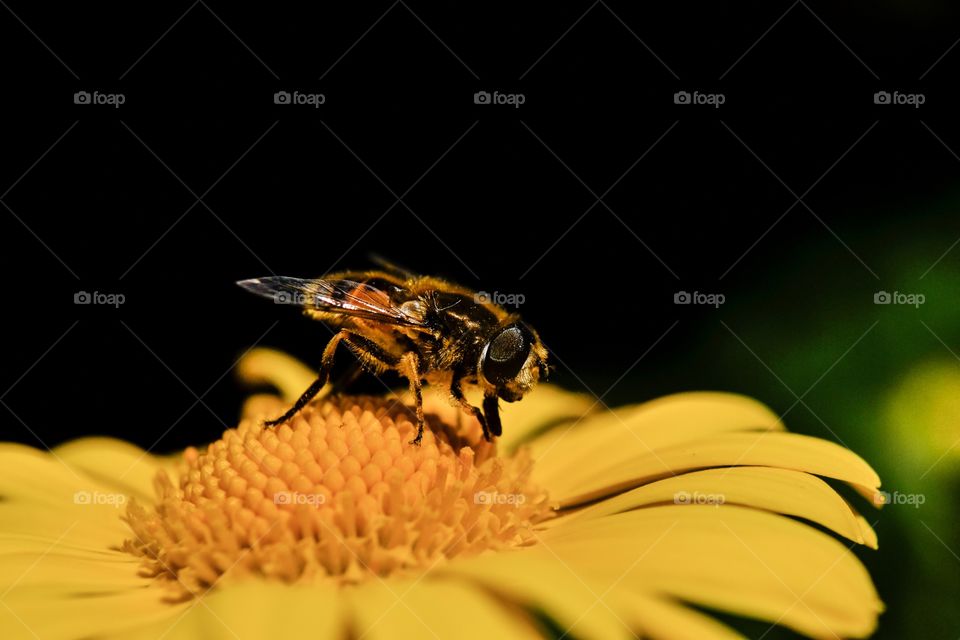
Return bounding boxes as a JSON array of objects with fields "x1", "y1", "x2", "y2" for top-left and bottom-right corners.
[{"x1": 122, "y1": 396, "x2": 553, "y2": 598}]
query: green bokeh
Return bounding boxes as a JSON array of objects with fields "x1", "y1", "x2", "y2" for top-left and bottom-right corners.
[{"x1": 603, "y1": 198, "x2": 960, "y2": 638}]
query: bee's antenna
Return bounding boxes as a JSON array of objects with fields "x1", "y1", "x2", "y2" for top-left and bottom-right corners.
[{"x1": 435, "y1": 299, "x2": 461, "y2": 312}]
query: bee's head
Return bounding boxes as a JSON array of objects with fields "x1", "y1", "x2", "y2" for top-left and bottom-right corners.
[{"x1": 479, "y1": 322, "x2": 548, "y2": 402}]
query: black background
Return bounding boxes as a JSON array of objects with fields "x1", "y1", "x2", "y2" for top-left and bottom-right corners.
[
  {"x1": 7, "y1": 3, "x2": 960, "y2": 451},
  {"x1": 3, "y1": 4, "x2": 960, "y2": 637},
  {"x1": 4, "y1": 0, "x2": 959, "y2": 449}
]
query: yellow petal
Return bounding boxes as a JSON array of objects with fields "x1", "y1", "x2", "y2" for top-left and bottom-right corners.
[
  {"x1": 0, "y1": 582, "x2": 186, "y2": 640},
  {"x1": 529, "y1": 392, "x2": 784, "y2": 482},
  {"x1": 54, "y1": 437, "x2": 171, "y2": 504},
  {"x1": 236, "y1": 347, "x2": 320, "y2": 403},
  {"x1": 541, "y1": 505, "x2": 883, "y2": 639},
  {"x1": 539, "y1": 432, "x2": 880, "y2": 506},
  {"x1": 116, "y1": 581, "x2": 343, "y2": 640},
  {"x1": 0, "y1": 548, "x2": 146, "y2": 605},
  {"x1": 442, "y1": 549, "x2": 635, "y2": 640},
  {"x1": 563, "y1": 467, "x2": 876, "y2": 547},
  {"x1": 854, "y1": 513, "x2": 879, "y2": 549},
  {"x1": 0, "y1": 533, "x2": 131, "y2": 558},
  {"x1": 347, "y1": 577, "x2": 539, "y2": 640},
  {"x1": 497, "y1": 384, "x2": 598, "y2": 453},
  {"x1": 609, "y1": 590, "x2": 745, "y2": 640},
  {"x1": 0, "y1": 444, "x2": 131, "y2": 548}
]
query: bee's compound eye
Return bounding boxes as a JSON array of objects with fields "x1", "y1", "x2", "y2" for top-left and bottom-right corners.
[{"x1": 482, "y1": 325, "x2": 531, "y2": 385}]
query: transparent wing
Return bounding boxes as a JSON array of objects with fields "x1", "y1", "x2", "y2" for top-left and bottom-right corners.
[{"x1": 237, "y1": 276, "x2": 425, "y2": 326}]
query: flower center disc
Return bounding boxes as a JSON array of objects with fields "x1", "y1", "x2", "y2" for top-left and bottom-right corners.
[{"x1": 124, "y1": 396, "x2": 552, "y2": 597}]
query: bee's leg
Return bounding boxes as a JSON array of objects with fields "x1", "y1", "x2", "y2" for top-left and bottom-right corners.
[
  {"x1": 339, "y1": 333, "x2": 400, "y2": 376},
  {"x1": 327, "y1": 360, "x2": 364, "y2": 395},
  {"x1": 398, "y1": 352, "x2": 425, "y2": 446},
  {"x1": 338, "y1": 334, "x2": 430, "y2": 445},
  {"x1": 264, "y1": 330, "x2": 348, "y2": 427},
  {"x1": 449, "y1": 376, "x2": 491, "y2": 441},
  {"x1": 482, "y1": 393, "x2": 502, "y2": 438}
]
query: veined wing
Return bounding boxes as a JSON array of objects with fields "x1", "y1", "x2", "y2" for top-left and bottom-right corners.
[{"x1": 237, "y1": 276, "x2": 425, "y2": 326}]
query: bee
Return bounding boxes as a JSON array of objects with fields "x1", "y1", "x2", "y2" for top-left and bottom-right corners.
[{"x1": 237, "y1": 263, "x2": 548, "y2": 445}]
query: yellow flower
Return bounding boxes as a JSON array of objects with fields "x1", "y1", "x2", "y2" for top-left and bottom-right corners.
[{"x1": 0, "y1": 349, "x2": 883, "y2": 639}]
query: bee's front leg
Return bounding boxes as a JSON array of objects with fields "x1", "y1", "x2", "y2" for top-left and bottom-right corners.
[
  {"x1": 482, "y1": 394, "x2": 502, "y2": 438},
  {"x1": 398, "y1": 352, "x2": 425, "y2": 446},
  {"x1": 450, "y1": 375, "x2": 491, "y2": 442}
]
